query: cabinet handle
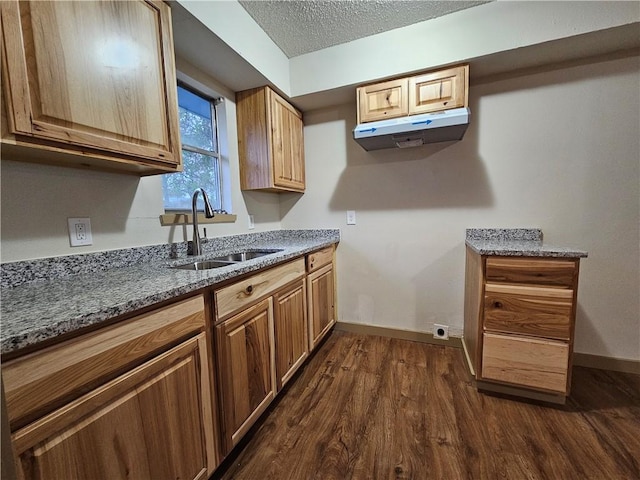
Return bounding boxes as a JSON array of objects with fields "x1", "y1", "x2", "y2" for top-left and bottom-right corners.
[
  {"x1": 494, "y1": 301, "x2": 503, "y2": 308},
  {"x1": 245, "y1": 285, "x2": 253, "y2": 294}
]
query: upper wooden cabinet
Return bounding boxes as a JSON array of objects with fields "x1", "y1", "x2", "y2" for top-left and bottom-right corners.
[
  {"x1": 0, "y1": 0, "x2": 182, "y2": 175},
  {"x1": 357, "y1": 78, "x2": 409, "y2": 123},
  {"x1": 236, "y1": 86, "x2": 305, "y2": 193},
  {"x1": 356, "y1": 64, "x2": 468, "y2": 124}
]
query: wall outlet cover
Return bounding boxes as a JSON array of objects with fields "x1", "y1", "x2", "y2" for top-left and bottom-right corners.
[{"x1": 68, "y1": 217, "x2": 93, "y2": 247}]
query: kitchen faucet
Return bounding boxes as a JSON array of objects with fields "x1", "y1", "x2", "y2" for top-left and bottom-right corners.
[{"x1": 189, "y1": 188, "x2": 215, "y2": 256}]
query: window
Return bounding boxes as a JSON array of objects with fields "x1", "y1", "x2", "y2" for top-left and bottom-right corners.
[{"x1": 162, "y1": 84, "x2": 223, "y2": 212}]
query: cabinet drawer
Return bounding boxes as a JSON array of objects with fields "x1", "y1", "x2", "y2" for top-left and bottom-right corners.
[
  {"x1": 486, "y1": 257, "x2": 577, "y2": 287},
  {"x1": 306, "y1": 246, "x2": 333, "y2": 273},
  {"x1": 215, "y1": 258, "x2": 305, "y2": 321},
  {"x1": 2, "y1": 295, "x2": 205, "y2": 430},
  {"x1": 481, "y1": 333, "x2": 569, "y2": 393},
  {"x1": 484, "y1": 283, "x2": 573, "y2": 340}
]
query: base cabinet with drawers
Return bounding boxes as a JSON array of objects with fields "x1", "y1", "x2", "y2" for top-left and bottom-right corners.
[
  {"x1": 2, "y1": 295, "x2": 218, "y2": 480},
  {"x1": 463, "y1": 249, "x2": 581, "y2": 402}
]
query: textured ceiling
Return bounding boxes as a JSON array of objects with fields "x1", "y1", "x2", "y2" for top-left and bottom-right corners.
[{"x1": 239, "y1": 0, "x2": 490, "y2": 58}]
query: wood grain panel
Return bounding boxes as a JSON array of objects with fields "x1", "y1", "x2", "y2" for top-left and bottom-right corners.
[
  {"x1": 408, "y1": 65, "x2": 468, "y2": 115},
  {"x1": 463, "y1": 247, "x2": 483, "y2": 376},
  {"x1": 13, "y1": 336, "x2": 210, "y2": 480},
  {"x1": 236, "y1": 87, "x2": 271, "y2": 190},
  {"x1": 214, "y1": 258, "x2": 305, "y2": 321},
  {"x1": 308, "y1": 264, "x2": 335, "y2": 351},
  {"x1": 357, "y1": 78, "x2": 409, "y2": 123},
  {"x1": 269, "y1": 89, "x2": 305, "y2": 191},
  {"x1": 486, "y1": 256, "x2": 577, "y2": 287},
  {"x1": 274, "y1": 280, "x2": 308, "y2": 390},
  {"x1": 0, "y1": 0, "x2": 181, "y2": 166},
  {"x1": 484, "y1": 283, "x2": 573, "y2": 339},
  {"x1": 3, "y1": 295, "x2": 205, "y2": 430},
  {"x1": 481, "y1": 332, "x2": 569, "y2": 393},
  {"x1": 215, "y1": 298, "x2": 276, "y2": 452},
  {"x1": 306, "y1": 246, "x2": 333, "y2": 273}
]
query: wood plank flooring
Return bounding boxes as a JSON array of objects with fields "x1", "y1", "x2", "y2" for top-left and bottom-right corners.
[{"x1": 212, "y1": 330, "x2": 640, "y2": 480}]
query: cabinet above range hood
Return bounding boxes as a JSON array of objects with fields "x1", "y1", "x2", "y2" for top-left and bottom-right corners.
[{"x1": 352, "y1": 107, "x2": 470, "y2": 151}]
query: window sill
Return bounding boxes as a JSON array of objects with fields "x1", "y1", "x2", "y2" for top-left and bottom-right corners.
[{"x1": 159, "y1": 213, "x2": 237, "y2": 226}]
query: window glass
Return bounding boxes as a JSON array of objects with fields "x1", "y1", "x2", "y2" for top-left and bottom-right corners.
[{"x1": 162, "y1": 85, "x2": 221, "y2": 211}]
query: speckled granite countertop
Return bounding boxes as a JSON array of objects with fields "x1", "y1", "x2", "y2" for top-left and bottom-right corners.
[
  {"x1": 466, "y1": 228, "x2": 588, "y2": 258},
  {"x1": 0, "y1": 230, "x2": 340, "y2": 355}
]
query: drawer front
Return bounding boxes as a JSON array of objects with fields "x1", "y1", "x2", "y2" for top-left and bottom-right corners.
[
  {"x1": 486, "y1": 257, "x2": 577, "y2": 288},
  {"x1": 306, "y1": 246, "x2": 333, "y2": 273},
  {"x1": 215, "y1": 258, "x2": 305, "y2": 321},
  {"x1": 484, "y1": 283, "x2": 573, "y2": 340},
  {"x1": 2, "y1": 295, "x2": 206, "y2": 430},
  {"x1": 481, "y1": 333, "x2": 569, "y2": 393}
]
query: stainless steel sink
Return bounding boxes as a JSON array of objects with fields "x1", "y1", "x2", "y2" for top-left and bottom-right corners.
[
  {"x1": 172, "y1": 260, "x2": 235, "y2": 270},
  {"x1": 171, "y1": 249, "x2": 283, "y2": 270},
  {"x1": 212, "y1": 249, "x2": 282, "y2": 262}
]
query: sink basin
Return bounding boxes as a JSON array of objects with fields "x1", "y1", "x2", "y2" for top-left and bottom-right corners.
[
  {"x1": 172, "y1": 260, "x2": 235, "y2": 271},
  {"x1": 170, "y1": 249, "x2": 282, "y2": 270},
  {"x1": 212, "y1": 249, "x2": 282, "y2": 262}
]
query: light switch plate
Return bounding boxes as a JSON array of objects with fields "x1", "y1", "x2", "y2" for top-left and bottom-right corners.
[
  {"x1": 346, "y1": 210, "x2": 356, "y2": 225},
  {"x1": 68, "y1": 217, "x2": 93, "y2": 246}
]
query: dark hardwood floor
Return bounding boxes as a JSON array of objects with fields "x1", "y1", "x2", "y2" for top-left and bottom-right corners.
[{"x1": 213, "y1": 330, "x2": 640, "y2": 480}]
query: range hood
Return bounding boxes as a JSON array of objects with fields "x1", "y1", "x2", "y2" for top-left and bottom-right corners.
[{"x1": 353, "y1": 107, "x2": 470, "y2": 151}]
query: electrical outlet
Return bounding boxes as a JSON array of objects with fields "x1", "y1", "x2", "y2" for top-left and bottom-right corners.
[
  {"x1": 68, "y1": 217, "x2": 93, "y2": 247},
  {"x1": 433, "y1": 324, "x2": 449, "y2": 340}
]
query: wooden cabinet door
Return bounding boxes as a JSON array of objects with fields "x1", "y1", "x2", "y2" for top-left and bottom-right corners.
[
  {"x1": 269, "y1": 89, "x2": 305, "y2": 192},
  {"x1": 215, "y1": 297, "x2": 276, "y2": 452},
  {"x1": 274, "y1": 280, "x2": 308, "y2": 390},
  {"x1": 408, "y1": 65, "x2": 468, "y2": 115},
  {"x1": 307, "y1": 264, "x2": 335, "y2": 351},
  {"x1": 481, "y1": 333, "x2": 570, "y2": 394},
  {"x1": 0, "y1": 0, "x2": 181, "y2": 170},
  {"x1": 357, "y1": 78, "x2": 409, "y2": 123},
  {"x1": 12, "y1": 335, "x2": 214, "y2": 480}
]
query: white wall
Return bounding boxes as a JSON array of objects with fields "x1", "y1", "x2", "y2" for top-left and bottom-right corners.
[
  {"x1": 0, "y1": 62, "x2": 282, "y2": 262},
  {"x1": 281, "y1": 55, "x2": 640, "y2": 361}
]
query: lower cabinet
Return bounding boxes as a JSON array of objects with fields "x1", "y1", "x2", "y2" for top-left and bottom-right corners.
[
  {"x1": 307, "y1": 262, "x2": 336, "y2": 351},
  {"x1": 12, "y1": 334, "x2": 214, "y2": 480},
  {"x1": 274, "y1": 279, "x2": 309, "y2": 390},
  {"x1": 215, "y1": 297, "x2": 277, "y2": 452}
]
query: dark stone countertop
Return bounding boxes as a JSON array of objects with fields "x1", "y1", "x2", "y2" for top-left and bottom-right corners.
[{"x1": 0, "y1": 229, "x2": 340, "y2": 355}]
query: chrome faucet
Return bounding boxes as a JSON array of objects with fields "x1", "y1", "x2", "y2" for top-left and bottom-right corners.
[{"x1": 189, "y1": 188, "x2": 215, "y2": 256}]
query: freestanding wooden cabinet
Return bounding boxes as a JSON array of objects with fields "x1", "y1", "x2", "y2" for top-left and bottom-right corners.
[
  {"x1": 0, "y1": 0, "x2": 182, "y2": 174},
  {"x1": 306, "y1": 247, "x2": 336, "y2": 351},
  {"x1": 273, "y1": 279, "x2": 308, "y2": 390},
  {"x1": 463, "y1": 248, "x2": 581, "y2": 403},
  {"x1": 236, "y1": 86, "x2": 305, "y2": 192}
]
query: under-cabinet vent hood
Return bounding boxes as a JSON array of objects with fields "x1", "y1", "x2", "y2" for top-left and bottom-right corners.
[{"x1": 353, "y1": 107, "x2": 470, "y2": 151}]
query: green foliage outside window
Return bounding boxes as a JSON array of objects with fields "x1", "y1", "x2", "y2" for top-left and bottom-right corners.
[{"x1": 162, "y1": 86, "x2": 222, "y2": 211}]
